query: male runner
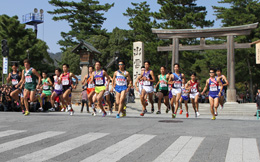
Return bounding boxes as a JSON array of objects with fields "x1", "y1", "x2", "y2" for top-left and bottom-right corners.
[
  {"x1": 111, "y1": 60, "x2": 132, "y2": 118},
  {"x1": 19, "y1": 59, "x2": 41, "y2": 116},
  {"x1": 8, "y1": 63, "x2": 23, "y2": 112},
  {"x1": 39, "y1": 71, "x2": 53, "y2": 111},
  {"x1": 155, "y1": 66, "x2": 170, "y2": 114},
  {"x1": 186, "y1": 72, "x2": 201, "y2": 117},
  {"x1": 59, "y1": 64, "x2": 78, "y2": 115},
  {"x1": 201, "y1": 68, "x2": 223, "y2": 120},
  {"x1": 137, "y1": 61, "x2": 155, "y2": 116},
  {"x1": 51, "y1": 68, "x2": 67, "y2": 111},
  {"x1": 180, "y1": 80, "x2": 189, "y2": 118},
  {"x1": 216, "y1": 68, "x2": 229, "y2": 109},
  {"x1": 168, "y1": 63, "x2": 185, "y2": 118},
  {"x1": 102, "y1": 68, "x2": 112, "y2": 114},
  {"x1": 82, "y1": 65, "x2": 95, "y2": 113},
  {"x1": 91, "y1": 61, "x2": 111, "y2": 117}
]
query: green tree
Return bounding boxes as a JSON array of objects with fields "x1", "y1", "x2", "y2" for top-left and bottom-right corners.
[
  {"x1": 48, "y1": 0, "x2": 114, "y2": 51},
  {"x1": 59, "y1": 47, "x2": 80, "y2": 75},
  {"x1": 0, "y1": 14, "x2": 54, "y2": 81},
  {"x1": 213, "y1": 0, "x2": 260, "y2": 101}
]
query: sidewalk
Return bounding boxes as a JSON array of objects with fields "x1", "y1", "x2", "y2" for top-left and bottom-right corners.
[{"x1": 72, "y1": 99, "x2": 259, "y2": 121}]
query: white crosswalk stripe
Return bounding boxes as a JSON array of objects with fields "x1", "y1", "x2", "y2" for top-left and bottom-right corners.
[
  {"x1": 0, "y1": 130, "x2": 26, "y2": 138},
  {"x1": 0, "y1": 131, "x2": 64, "y2": 154},
  {"x1": 81, "y1": 134, "x2": 155, "y2": 162},
  {"x1": 8, "y1": 132, "x2": 108, "y2": 162},
  {"x1": 225, "y1": 138, "x2": 260, "y2": 162},
  {"x1": 153, "y1": 136, "x2": 204, "y2": 162}
]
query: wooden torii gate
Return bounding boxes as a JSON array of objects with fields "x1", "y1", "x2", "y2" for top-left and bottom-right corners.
[{"x1": 152, "y1": 23, "x2": 258, "y2": 103}]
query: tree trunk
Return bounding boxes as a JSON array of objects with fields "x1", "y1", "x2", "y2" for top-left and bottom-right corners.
[{"x1": 247, "y1": 57, "x2": 254, "y2": 102}]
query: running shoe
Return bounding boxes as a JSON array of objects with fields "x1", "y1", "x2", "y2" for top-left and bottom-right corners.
[
  {"x1": 24, "y1": 111, "x2": 30, "y2": 116},
  {"x1": 140, "y1": 112, "x2": 145, "y2": 116},
  {"x1": 102, "y1": 112, "x2": 107, "y2": 117},
  {"x1": 48, "y1": 108, "x2": 55, "y2": 112},
  {"x1": 69, "y1": 109, "x2": 74, "y2": 116},
  {"x1": 172, "y1": 113, "x2": 176, "y2": 118},
  {"x1": 99, "y1": 109, "x2": 102, "y2": 113},
  {"x1": 38, "y1": 107, "x2": 43, "y2": 112},
  {"x1": 67, "y1": 105, "x2": 72, "y2": 111},
  {"x1": 186, "y1": 112, "x2": 189, "y2": 118},
  {"x1": 116, "y1": 114, "x2": 120, "y2": 119},
  {"x1": 156, "y1": 111, "x2": 161, "y2": 114},
  {"x1": 92, "y1": 112, "x2": 96, "y2": 116},
  {"x1": 144, "y1": 109, "x2": 147, "y2": 113},
  {"x1": 166, "y1": 107, "x2": 170, "y2": 113},
  {"x1": 61, "y1": 108, "x2": 65, "y2": 112},
  {"x1": 215, "y1": 112, "x2": 218, "y2": 116},
  {"x1": 22, "y1": 109, "x2": 25, "y2": 114},
  {"x1": 151, "y1": 107, "x2": 154, "y2": 113},
  {"x1": 196, "y1": 112, "x2": 200, "y2": 117},
  {"x1": 179, "y1": 109, "x2": 183, "y2": 115},
  {"x1": 211, "y1": 116, "x2": 216, "y2": 120},
  {"x1": 121, "y1": 112, "x2": 126, "y2": 117}
]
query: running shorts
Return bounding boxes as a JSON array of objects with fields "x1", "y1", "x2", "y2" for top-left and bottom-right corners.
[
  {"x1": 181, "y1": 95, "x2": 189, "y2": 101},
  {"x1": 87, "y1": 88, "x2": 95, "y2": 95},
  {"x1": 42, "y1": 90, "x2": 52, "y2": 96},
  {"x1": 190, "y1": 92, "x2": 199, "y2": 99},
  {"x1": 158, "y1": 89, "x2": 169, "y2": 96},
  {"x1": 95, "y1": 86, "x2": 106, "y2": 94},
  {"x1": 171, "y1": 88, "x2": 181, "y2": 96},
  {"x1": 115, "y1": 85, "x2": 127, "y2": 93}
]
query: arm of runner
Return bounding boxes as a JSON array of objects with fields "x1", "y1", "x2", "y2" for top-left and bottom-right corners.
[
  {"x1": 217, "y1": 78, "x2": 223, "y2": 97},
  {"x1": 47, "y1": 77, "x2": 53, "y2": 87},
  {"x1": 70, "y1": 73, "x2": 78, "y2": 89},
  {"x1": 201, "y1": 79, "x2": 209, "y2": 95},
  {"x1": 126, "y1": 71, "x2": 132, "y2": 91},
  {"x1": 32, "y1": 69, "x2": 42, "y2": 89},
  {"x1": 182, "y1": 73, "x2": 186, "y2": 83},
  {"x1": 19, "y1": 70, "x2": 25, "y2": 89},
  {"x1": 185, "y1": 80, "x2": 191, "y2": 92},
  {"x1": 149, "y1": 71, "x2": 156, "y2": 83},
  {"x1": 155, "y1": 75, "x2": 160, "y2": 88},
  {"x1": 222, "y1": 75, "x2": 229, "y2": 87},
  {"x1": 81, "y1": 75, "x2": 87, "y2": 85},
  {"x1": 6, "y1": 73, "x2": 11, "y2": 84},
  {"x1": 198, "y1": 80, "x2": 202, "y2": 91},
  {"x1": 168, "y1": 74, "x2": 174, "y2": 85},
  {"x1": 111, "y1": 71, "x2": 116, "y2": 92},
  {"x1": 104, "y1": 71, "x2": 110, "y2": 90}
]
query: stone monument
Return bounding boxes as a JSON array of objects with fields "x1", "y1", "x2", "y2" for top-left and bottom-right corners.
[{"x1": 133, "y1": 41, "x2": 144, "y2": 98}]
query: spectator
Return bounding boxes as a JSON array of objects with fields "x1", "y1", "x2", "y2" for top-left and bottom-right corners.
[
  {"x1": 80, "y1": 86, "x2": 89, "y2": 113},
  {"x1": 254, "y1": 89, "x2": 260, "y2": 117}
]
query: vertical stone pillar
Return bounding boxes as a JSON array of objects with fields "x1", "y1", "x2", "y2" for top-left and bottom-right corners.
[
  {"x1": 226, "y1": 35, "x2": 237, "y2": 103},
  {"x1": 133, "y1": 41, "x2": 144, "y2": 98},
  {"x1": 171, "y1": 38, "x2": 179, "y2": 72}
]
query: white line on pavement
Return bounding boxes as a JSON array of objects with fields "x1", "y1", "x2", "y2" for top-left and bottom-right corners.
[
  {"x1": 0, "y1": 130, "x2": 26, "y2": 138},
  {"x1": 81, "y1": 134, "x2": 155, "y2": 162}
]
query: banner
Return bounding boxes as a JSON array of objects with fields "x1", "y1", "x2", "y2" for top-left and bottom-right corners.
[{"x1": 3, "y1": 57, "x2": 8, "y2": 74}]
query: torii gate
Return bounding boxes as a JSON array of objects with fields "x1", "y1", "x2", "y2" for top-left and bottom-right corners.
[{"x1": 152, "y1": 23, "x2": 258, "y2": 103}]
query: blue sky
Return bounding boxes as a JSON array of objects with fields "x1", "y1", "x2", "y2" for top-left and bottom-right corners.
[{"x1": 0, "y1": 0, "x2": 229, "y2": 53}]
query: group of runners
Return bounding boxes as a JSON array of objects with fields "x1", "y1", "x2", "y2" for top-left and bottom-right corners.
[
  {"x1": 135, "y1": 61, "x2": 228, "y2": 120},
  {"x1": 5, "y1": 58, "x2": 228, "y2": 120}
]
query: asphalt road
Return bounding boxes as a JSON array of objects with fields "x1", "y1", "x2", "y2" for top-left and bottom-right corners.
[{"x1": 0, "y1": 106, "x2": 260, "y2": 162}]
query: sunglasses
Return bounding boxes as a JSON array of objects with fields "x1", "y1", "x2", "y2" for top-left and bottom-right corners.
[{"x1": 118, "y1": 64, "x2": 124, "y2": 66}]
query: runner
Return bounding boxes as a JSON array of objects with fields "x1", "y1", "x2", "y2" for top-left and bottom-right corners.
[
  {"x1": 137, "y1": 61, "x2": 155, "y2": 116},
  {"x1": 19, "y1": 59, "x2": 41, "y2": 116},
  {"x1": 179, "y1": 80, "x2": 189, "y2": 118},
  {"x1": 186, "y1": 72, "x2": 201, "y2": 117},
  {"x1": 135, "y1": 66, "x2": 148, "y2": 108},
  {"x1": 168, "y1": 63, "x2": 185, "y2": 118},
  {"x1": 82, "y1": 66, "x2": 95, "y2": 113},
  {"x1": 50, "y1": 68, "x2": 67, "y2": 112},
  {"x1": 201, "y1": 68, "x2": 223, "y2": 120},
  {"x1": 60, "y1": 64, "x2": 78, "y2": 115},
  {"x1": 91, "y1": 61, "x2": 111, "y2": 117},
  {"x1": 111, "y1": 60, "x2": 132, "y2": 118},
  {"x1": 8, "y1": 63, "x2": 24, "y2": 113},
  {"x1": 216, "y1": 68, "x2": 229, "y2": 109},
  {"x1": 102, "y1": 68, "x2": 112, "y2": 114},
  {"x1": 167, "y1": 72, "x2": 172, "y2": 113},
  {"x1": 154, "y1": 66, "x2": 170, "y2": 114},
  {"x1": 38, "y1": 71, "x2": 53, "y2": 111}
]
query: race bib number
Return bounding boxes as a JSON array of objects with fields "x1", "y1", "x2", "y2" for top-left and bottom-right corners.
[
  {"x1": 43, "y1": 84, "x2": 49, "y2": 90},
  {"x1": 55, "y1": 84, "x2": 63, "y2": 90},
  {"x1": 174, "y1": 81, "x2": 181, "y2": 88},
  {"x1": 191, "y1": 88, "x2": 197, "y2": 93},
  {"x1": 116, "y1": 78, "x2": 126, "y2": 86},
  {"x1": 95, "y1": 78, "x2": 104, "y2": 85},
  {"x1": 160, "y1": 81, "x2": 167, "y2": 87},
  {"x1": 62, "y1": 79, "x2": 69, "y2": 85},
  {"x1": 88, "y1": 83, "x2": 95, "y2": 88},
  {"x1": 210, "y1": 85, "x2": 218, "y2": 91},
  {"x1": 12, "y1": 79, "x2": 18, "y2": 85},
  {"x1": 143, "y1": 80, "x2": 150, "y2": 86},
  {"x1": 25, "y1": 76, "x2": 32, "y2": 83}
]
